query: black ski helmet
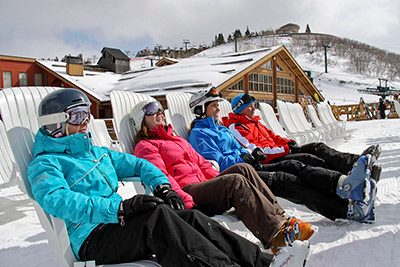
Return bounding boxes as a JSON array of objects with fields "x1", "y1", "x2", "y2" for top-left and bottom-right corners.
[{"x1": 38, "y1": 88, "x2": 91, "y2": 137}]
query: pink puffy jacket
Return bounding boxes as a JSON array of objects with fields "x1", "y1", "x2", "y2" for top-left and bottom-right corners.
[{"x1": 134, "y1": 124, "x2": 219, "y2": 209}]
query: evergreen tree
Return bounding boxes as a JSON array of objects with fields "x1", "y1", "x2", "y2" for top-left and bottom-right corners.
[{"x1": 245, "y1": 26, "x2": 251, "y2": 38}]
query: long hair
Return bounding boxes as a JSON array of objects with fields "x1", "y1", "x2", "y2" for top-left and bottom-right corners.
[{"x1": 134, "y1": 119, "x2": 160, "y2": 144}]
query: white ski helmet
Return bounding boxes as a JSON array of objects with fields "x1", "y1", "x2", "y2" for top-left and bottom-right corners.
[
  {"x1": 130, "y1": 100, "x2": 164, "y2": 132},
  {"x1": 189, "y1": 87, "x2": 223, "y2": 119}
]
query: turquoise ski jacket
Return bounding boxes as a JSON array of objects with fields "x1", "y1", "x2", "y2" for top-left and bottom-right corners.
[
  {"x1": 188, "y1": 116, "x2": 248, "y2": 172},
  {"x1": 28, "y1": 129, "x2": 169, "y2": 259}
]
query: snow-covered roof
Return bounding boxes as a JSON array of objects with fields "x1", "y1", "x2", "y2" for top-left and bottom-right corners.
[
  {"x1": 36, "y1": 60, "x2": 121, "y2": 102},
  {"x1": 113, "y1": 46, "x2": 281, "y2": 96}
]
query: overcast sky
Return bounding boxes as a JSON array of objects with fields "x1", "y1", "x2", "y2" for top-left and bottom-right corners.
[{"x1": 1, "y1": 0, "x2": 399, "y2": 61}]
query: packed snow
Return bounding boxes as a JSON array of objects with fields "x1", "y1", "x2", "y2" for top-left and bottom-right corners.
[{"x1": 1, "y1": 117, "x2": 399, "y2": 267}]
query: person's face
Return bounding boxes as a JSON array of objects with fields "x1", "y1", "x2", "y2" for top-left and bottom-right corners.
[
  {"x1": 144, "y1": 110, "x2": 165, "y2": 130},
  {"x1": 66, "y1": 121, "x2": 89, "y2": 135},
  {"x1": 238, "y1": 103, "x2": 256, "y2": 118},
  {"x1": 205, "y1": 101, "x2": 220, "y2": 121}
]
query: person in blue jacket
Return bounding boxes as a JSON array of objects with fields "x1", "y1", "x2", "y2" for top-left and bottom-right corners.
[{"x1": 27, "y1": 88, "x2": 309, "y2": 267}]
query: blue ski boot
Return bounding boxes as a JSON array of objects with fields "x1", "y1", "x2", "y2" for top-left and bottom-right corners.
[
  {"x1": 347, "y1": 179, "x2": 377, "y2": 223},
  {"x1": 337, "y1": 155, "x2": 374, "y2": 201}
]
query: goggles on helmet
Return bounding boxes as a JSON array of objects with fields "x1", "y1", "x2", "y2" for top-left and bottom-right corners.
[
  {"x1": 189, "y1": 87, "x2": 222, "y2": 109},
  {"x1": 66, "y1": 106, "x2": 91, "y2": 125},
  {"x1": 143, "y1": 101, "x2": 164, "y2": 115},
  {"x1": 37, "y1": 105, "x2": 91, "y2": 127},
  {"x1": 232, "y1": 93, "x2": 255, "y2": 112}
]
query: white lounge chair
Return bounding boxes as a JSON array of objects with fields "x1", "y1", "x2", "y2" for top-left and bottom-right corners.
[
  {"x1": 0, "y1": 87, "x2": 159, "y2": 267},
  {"x1": 165, "y1": 92, "x2": 194, "y2": 140},
  {"x1": 291, "y1": 103, "x2": 329, "y2": 141},
  {"x1": 316, "y1": 102, "x2": 346, "y2": 136},
  {"x1": 307, "y1": 104, "x2": 338, "y2": 140},
  {"x1": 258, "y1": 102, "x2": 305, "y2": 145},
  {"x1": 89, "y1": 116, "x2": 122, "y2": 152},
  {"x1": 110, "y1": 91, "x2": 155, "y2": 154},
  {"x1": 393, "y1": 100, "x2": 400, "y2": 118},
  {"x1": 276, "y1": 100, "x2": 315, "y2": 143}
]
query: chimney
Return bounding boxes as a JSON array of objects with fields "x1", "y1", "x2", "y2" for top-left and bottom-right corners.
[{"x1": 66, "y1": 55, "x2": 84, "y2": 76}]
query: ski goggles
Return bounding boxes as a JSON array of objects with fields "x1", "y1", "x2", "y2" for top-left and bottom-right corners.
[
  {"x1": 65, "y1": 106, "x2": 91, "y2": 125},
  {"x1": 143, "y1": 101, "x2": 164, "y2": 115},
  {"x1": 206, "y1": 87, "x2": 222, "y2": 98},
  {"x1": 232, "y1": 93, "x2": 255, "y2": 112}
]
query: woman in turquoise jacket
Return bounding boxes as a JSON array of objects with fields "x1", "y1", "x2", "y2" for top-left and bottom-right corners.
[{"x1": 27, "y1": 88, "x2": 288, "y2": 267}]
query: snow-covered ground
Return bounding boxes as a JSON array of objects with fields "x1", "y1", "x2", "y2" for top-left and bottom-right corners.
[{"x1": 1, "y1": 118, "x2": 400, "y2": 266}]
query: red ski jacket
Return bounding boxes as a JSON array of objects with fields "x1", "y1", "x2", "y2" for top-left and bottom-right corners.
[{"x1": 222, "y1": 112, "x2": 292, "y2": 163}]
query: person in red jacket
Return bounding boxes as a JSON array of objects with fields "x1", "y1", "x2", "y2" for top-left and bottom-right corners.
[{"x1": 130, "y1": 99, "x2": 316, "y2": 256}]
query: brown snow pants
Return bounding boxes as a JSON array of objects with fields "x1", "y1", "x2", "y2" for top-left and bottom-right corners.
[{"x1": 183, "y1": 163, "x2": 286, "y2": 246}]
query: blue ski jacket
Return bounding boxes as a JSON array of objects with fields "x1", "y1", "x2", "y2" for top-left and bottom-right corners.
[
  {"x1": 188, "y1": 116, "x2": 248, "y2": 172},
  {"x1": 27, "y1": 129, "x2": 169, "y2": 259}
]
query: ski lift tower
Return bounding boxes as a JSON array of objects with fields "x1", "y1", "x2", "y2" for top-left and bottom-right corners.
[{"x1": 357, "y1": 78, "x2": 400, "y2": 99}]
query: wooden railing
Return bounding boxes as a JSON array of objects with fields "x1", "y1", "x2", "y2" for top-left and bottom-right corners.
[{"x1": 331, "y1": 102, "x2": 399, "y2": 121}]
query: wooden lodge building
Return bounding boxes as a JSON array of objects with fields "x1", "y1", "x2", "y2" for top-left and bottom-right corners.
[{"x1": 1, "y1": 45, "x2": 323, "y2": 119}]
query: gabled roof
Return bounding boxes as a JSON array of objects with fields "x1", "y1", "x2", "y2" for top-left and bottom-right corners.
[
  {"x1": 101, "y1": 47, "x2": 130, "y2": 61},
  {"x1": 113, "y1": 47, "x2": 280, "y2": 96}
]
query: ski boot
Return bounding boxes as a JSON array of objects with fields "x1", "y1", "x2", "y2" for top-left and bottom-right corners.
[
  {"x1": 337, "y1": 155, "x2": 374, "y2": 201},
  {"x1": 271, "y1": 240, "x2": 310, "y2": 267},
  {"x1": 361, "y1": 144, "x2": 381, "y2": 162},
  {"x1": 270, "y1": 217, "x2": 318, "y2": 255},
  {"x1": 347, "y1": 179, "x2": 377, "y2": 223},
  {"x1": 371, "y1": 164, "x2": 382, "y2": 182}
]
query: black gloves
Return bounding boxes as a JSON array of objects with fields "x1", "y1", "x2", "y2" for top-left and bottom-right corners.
[
  {"x1": 240, "y1": 153, "x2": 256, "y2": 164},
  {"x1": 287, "y1": 140, "x2": 300, "y2": 154},
  {"x1": 240, "y1": 147, "x2": 267, "y2": 171},
  {"x1": 252, "y1": 146, "x2": 267, "y2": 162},
  {"x1": 118, "y1": 194, "x2": 164, "y2": 225},
  {"x1": 154, "y1": 184, "x2": 186, "y2": 211}
]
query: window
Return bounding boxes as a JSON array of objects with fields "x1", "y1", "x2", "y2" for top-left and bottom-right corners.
[
  {"x1": 19, "y1": 72, "x2": 27, "y2": 86},
  {"x1": 34, "y1": 73, "x2": 42, "y2": 86},
  {"x1": 250, "y1": 73, "x2": 272, "y2": 93},
  {"x1": 228, "y1": 80, "x2": 243, "y2": 91},
  {"x1": 3, "y1": 71, "x2": 12, "y2": 88}
]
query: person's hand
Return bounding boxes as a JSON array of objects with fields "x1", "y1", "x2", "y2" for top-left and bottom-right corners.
[
  {"x1": 287, "y1": 140, "x2": 300, "y2": 153},
  {"x1": 154, "y1": 184, "x2": 186, "y2": 210},
  {"x1": 240, "y1": 153, "x2": 255, "y2": 165},
  {"x1": 251, "y1": 146, "x2": 267, "y2": 162},
  {"x1": 118, "y1": 194, "x2": 164, "y2": 225}
]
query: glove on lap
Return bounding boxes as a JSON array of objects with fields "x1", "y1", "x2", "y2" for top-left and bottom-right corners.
[
  {"x1": 118, "y1": 194, "x2": 164, "y2": 225},
  {"x1": 154, "y1": 184, "x2": 186, "y2": 210}
]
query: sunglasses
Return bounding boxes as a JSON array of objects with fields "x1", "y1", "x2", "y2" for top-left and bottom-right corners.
[
  {"x1": 143, "y1": 101, "x2": 164, "y2": 115},
  {"x1": 232, "y1": 93, "x2": 255, "y2": 112},
  {"x1": 66, "y1": 106, "x2": 91, "y2": 125}
]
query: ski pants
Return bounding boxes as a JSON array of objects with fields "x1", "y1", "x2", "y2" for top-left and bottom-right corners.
[
  {"x1": 257, "y1": 159, "x2": 348, "y2": 220},
  {"x1": 271, "y1": 142, "x2": 360, "y2": 174},
  {"x1": 183, "y1": 163, "x2": 286, "y2": 246},
  {"x1": 79, "y1": 205, "x2": 273, "y2": 267}
]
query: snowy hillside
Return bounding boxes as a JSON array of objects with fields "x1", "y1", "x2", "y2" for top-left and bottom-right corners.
[{"x1": 193, "y1": 35, "x2": 400, "y2": 105}]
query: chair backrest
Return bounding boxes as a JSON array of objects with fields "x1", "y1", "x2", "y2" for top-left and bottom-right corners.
[
  {"x1": 89, "y1": 117, "x2": 122, "y2": 152},
  {"x1": 276, "y1": 100, "x2": 300, "y2": 134},
  {"x1": 165, "y1": 92, "x2": 195, "y2": 140},
  {"x1": 258, "y1": 102, "x2": 288, "y2": 137},
  {"x1": 307, "y1": 105, "x2": 324, "y2": 128},
  {"x1": 110, "y1": 91, "x2": 155, "y2": 154},
  {"x1": 291, "y1": 103, "x2": 313, "y2": 131},
  {"x1": 0, "y1": 119, "x2": 18, "y2": 185},
  {"x1": 219, "y1": 98, "x2": 233, "y2": 118},
  {"x1": 394, "y1": 100, "x2": 400, "y2": 117}
]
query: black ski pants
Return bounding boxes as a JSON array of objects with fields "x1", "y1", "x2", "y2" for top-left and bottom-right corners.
[
  {"x1": 273, "y1": 142, "x2": 360, "y2": 174},
  {"x1": 257, "y1": 142, "x2": 361, "y2": 220},
  {"x1": 79, "y1": 205, "x2": 273, "y2": 267}
]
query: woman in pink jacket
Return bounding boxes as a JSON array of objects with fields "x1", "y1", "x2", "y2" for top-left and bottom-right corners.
[{"x1": 131, "y1": 99, "x2": 316, "y2": 255}]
